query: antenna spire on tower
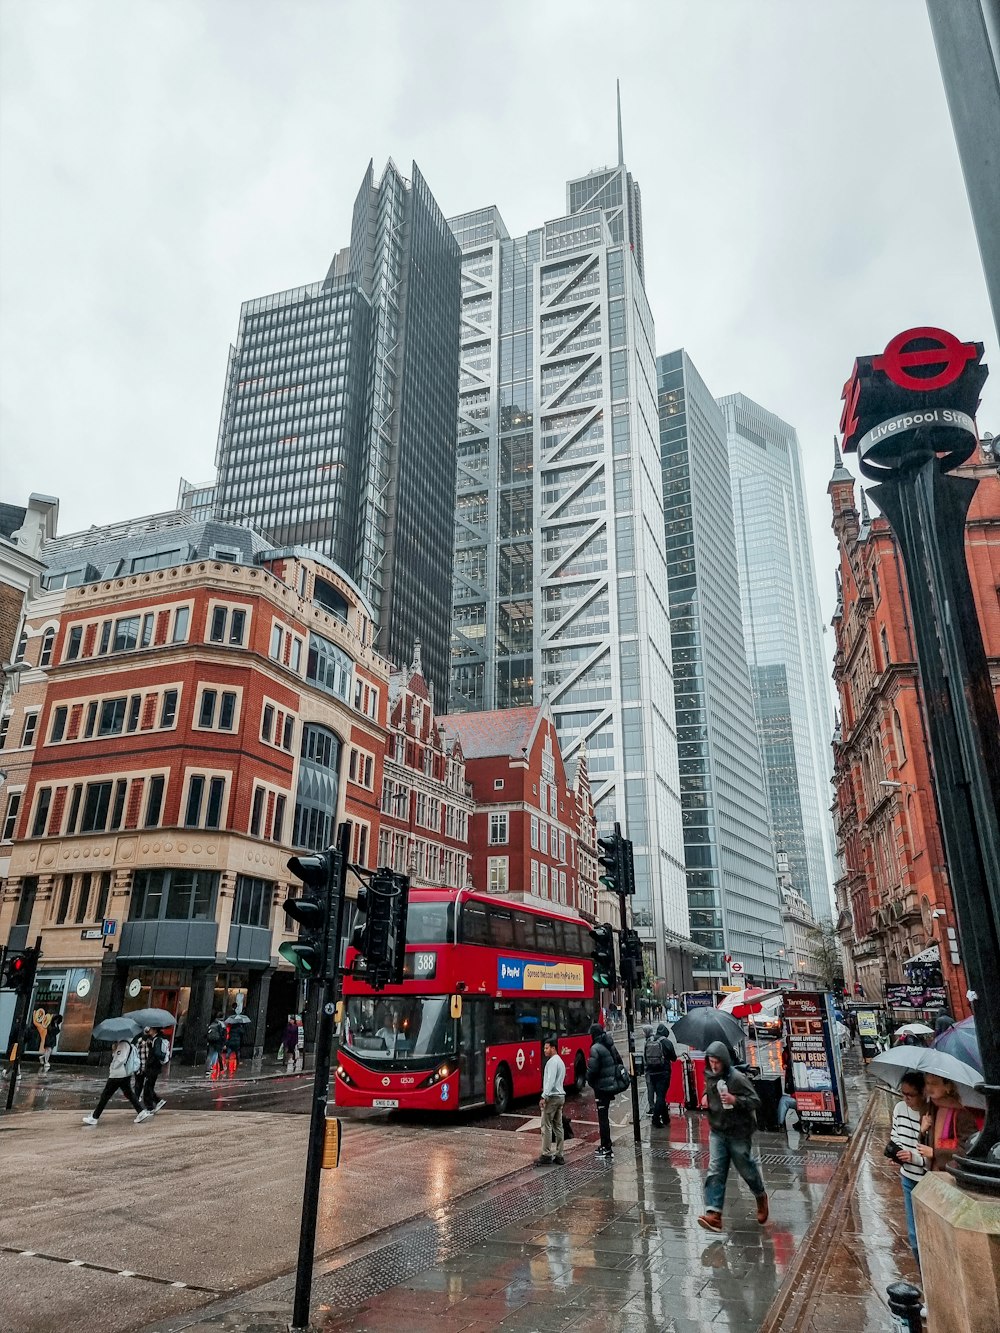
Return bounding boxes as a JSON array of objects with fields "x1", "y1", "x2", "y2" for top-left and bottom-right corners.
[{"x1": 616, "y1": 79, "x2": 624, "y2": 166}]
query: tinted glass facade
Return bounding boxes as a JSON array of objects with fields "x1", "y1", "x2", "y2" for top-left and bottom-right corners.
[
  {"x1": 658, "y1": 351, "x2": 782, "y2": 981},
  {"x1": 214, "y1": 161, "x2": 461, "y2": 703},
  {"x1": 448, "y1": 164, "x2": 686, "y2": 975},
  {"x1": 721, "y1": 393, "x2": 837, "y2": 920}
]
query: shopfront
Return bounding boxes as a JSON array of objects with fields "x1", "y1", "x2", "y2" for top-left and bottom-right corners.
[{"x1": 27, "y1": 967, "x2": 100, "y2": 1056}]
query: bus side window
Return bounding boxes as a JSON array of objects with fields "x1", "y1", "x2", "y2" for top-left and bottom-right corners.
[
  {"x1": 489, "y1": 906, "x2": 514, "y2": 948},
  {"x1": 513, "y1": 911, "x2": 535, "y2": 950},
  {"x1": 490, "y1": 1002, "x2": 520, "y2": 1044},
  {"x1": 462, "y1": 900, "x2": 488, "y2": 945},
  {"x1": 535, "y1": 918, "x2": 556, "y2": 955},
  {"x1": 515, "y1": 1000, "x2": 542, "y2": 1041}
]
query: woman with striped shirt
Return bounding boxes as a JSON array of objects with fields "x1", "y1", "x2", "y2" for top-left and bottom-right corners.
[{"x1": 891, "y1": 1071, "x2": 929, "y2": 1266}]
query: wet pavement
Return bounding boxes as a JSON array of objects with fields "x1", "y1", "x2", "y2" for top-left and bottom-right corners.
[{"x1": 140, "y1": 1111, "x2": 843, "y2": 1333}]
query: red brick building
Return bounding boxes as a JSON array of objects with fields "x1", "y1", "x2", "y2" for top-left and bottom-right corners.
[
  {"x1": 0, "y1": 511, "x2": 391, "y2": 1060},
  {"x1": 377, "y1": 644, "x2": 474, "y2": 889},
  {"x1": 444, "y1": 703, "x2": 597, "y2": 918},
  {"x1": 828, "y1": 443, "x2": 1000, "y2": 1016}
]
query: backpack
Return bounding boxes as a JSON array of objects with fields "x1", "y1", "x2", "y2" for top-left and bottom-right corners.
[
  {"x1": 610, "y1": 1043, "x2": 631, "y2": 1094},
  {"x1": 153, "y1": 1035, "x2": 171, "y2": 1065},
  {"x1": 208, "y1": 1020, "x2": 225, "y2": 1046},
  {"x1": 123, "y1": 1042, "x2": 141, "y2": 1077},
  {"x1": 644, "y1": 1037, "x2": 666, "y2": 1072}
]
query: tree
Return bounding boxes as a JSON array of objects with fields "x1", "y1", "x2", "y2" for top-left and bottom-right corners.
[{"x1": 808, "y1": 920, "x2": 846, "y2": 992}]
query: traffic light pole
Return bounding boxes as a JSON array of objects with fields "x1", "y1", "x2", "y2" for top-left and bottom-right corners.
[
  {"x1": 290, "y1": 824, "x2": 350, "y2": 1333},
  {"x1": 4, "y1": 936, "x2": 41, "y2": 1113},
  {"x1": 616, "y1": 887, "x2": 642, "y2": 1146}
]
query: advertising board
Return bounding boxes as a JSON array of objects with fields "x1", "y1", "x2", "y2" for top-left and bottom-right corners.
[{"x1": 783, "y1": 991, "x2": 848, "y2": 1129}]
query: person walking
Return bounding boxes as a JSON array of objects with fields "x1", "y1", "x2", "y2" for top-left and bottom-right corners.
[
  {"x1": 283, "y1": 1015, "x2": 304, "y2": 1073},
  {"x1": 139, "y1": 1026, "x2": 170, "y2": 1114},
  {"x1": 890, "y1": 1072, "x2": 929, "y2": 1266},
  {"x1": 205, "y1": 1017, "x2": 226, "y2": 1075},
  {"x1": 133, "y1": 1028, "x2": 153, "y2": 1102},
  {"x1": 697, "y1": 1041, "x2": 768, "y2": 1232},
  {"x1": 83, "y1": 1038, "x2": 152, "y2": 1125},
  {"x1": 915, "y1": 1074, "x2": 985, "y2": 1173},
  {"x1": 223, "y1": 1021, "x2": 243, "y2": 1072},
  {"x1": 536, "y1": 1036, "x2": 567, "y2": 1166},
  {"x1": 39, "y1": 1013, "x2": 62, "y2": 1072},
  {"x1": 646, "y1": 1023, "x2": 677, "y2": 1127},
  {"x1": 587, "y1": 1023, "x2": 619, "y2": 1160}
]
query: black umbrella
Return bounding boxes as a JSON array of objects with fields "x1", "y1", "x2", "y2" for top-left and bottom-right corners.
[
  {"x1": 127, "y1": 1007, "x2": 177, "y2": 1029},
  {"x1": 672, "y1": 1008, "x2": 746, "y2": 1057}
]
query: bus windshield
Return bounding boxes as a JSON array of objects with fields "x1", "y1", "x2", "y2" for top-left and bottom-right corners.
[
  {"x1": 345, "y1": 996, "x2": 456, "y2": 1061},
  {"x1": 405, "y1": 900, "x2": 453, "y2": 944}
]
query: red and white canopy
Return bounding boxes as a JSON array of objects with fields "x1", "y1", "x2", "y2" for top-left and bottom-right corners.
[{"x1": 717, "y1": 987, "x2": 783, "y2": 1018}]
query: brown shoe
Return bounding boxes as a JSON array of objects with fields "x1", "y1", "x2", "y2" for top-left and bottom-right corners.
[
  {"x1": 756, "y1": 1194, "x2": 769, "y2": 1224},
  {"x1": 698, "y1": 1212, "x2": 723, "y2": 1232}
]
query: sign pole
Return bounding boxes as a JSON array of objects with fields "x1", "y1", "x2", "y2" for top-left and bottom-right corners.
[
  {"x1": 290, "y1": 824, "x2": 349, "y2": 1332},
  {"x1": 615, "y1": 846, "x2": 642, "y2": 1145}
]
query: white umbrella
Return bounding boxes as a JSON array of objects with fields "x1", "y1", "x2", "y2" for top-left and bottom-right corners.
[
  {"x1": 870, "y1": 1047, "x2": 986, "y2": 1108},
  {"x1": 896, "y1": 1022, "x2": 935, "y2": 1036}
]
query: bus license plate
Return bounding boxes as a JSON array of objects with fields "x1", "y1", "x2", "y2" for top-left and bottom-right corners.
[{"x1": 372, "y1": 1098, "x2": 399, "y2": 1109}]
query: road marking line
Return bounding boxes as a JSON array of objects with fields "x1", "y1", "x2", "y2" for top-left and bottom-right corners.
[
  {"x1": 118, "y1": 1270, "x2": 136, "y2": 1277},
  {"x1": 1, "y1": 1247, "x2": 218, "y2": 1294}
]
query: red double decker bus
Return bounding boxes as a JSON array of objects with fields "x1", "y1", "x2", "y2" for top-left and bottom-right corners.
[{"x1": 336, "y1": 887, "x2": 597, "y2": 1113}]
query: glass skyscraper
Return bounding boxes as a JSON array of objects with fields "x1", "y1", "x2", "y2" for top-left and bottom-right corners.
[
  {"x1": 214, "y1": 160, "x2": 461, "y2": 703},
  {"x1": 721, "y1": 393, "x2": 837, "y2": 921},
  {"x1": 658, "y1": 351, "x2": 783, "y2": 982},
  {"x1": 448, "y1": 151, "x2": 687, "y2": 972}
]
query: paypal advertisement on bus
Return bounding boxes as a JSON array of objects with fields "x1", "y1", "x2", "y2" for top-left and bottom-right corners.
[{"x1": 498, "y1": 957, "x2": 586, "y2": 993}]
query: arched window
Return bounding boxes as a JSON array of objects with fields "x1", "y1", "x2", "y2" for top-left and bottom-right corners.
[{"x1": 39, "y1": 628, "x2": 56, "y2": 668}]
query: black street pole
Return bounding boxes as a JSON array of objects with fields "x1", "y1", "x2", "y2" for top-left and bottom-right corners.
[
  {"x1": 290, "y1": 823, "x2": 350, "y2": 1331},
  {"x1": 4, "y1": 935, "x2": 40, "y2": 1113},
  {"x1": 616, "y1": 884, "x2": 642, "y2": 1145},
  {"x1": 869, "y1": 452, "x2": 1000, "y2": 1193}
]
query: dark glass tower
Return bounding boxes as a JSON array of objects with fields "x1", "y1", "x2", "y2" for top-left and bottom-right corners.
[{"x1": 214, "y1": 160, "x2": 461, "y2": 703}]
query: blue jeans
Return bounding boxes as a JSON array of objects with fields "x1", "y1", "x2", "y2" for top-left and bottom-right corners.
[
  {"x1": 901, "y1": 1175, "x2": 920, "y2": 1265},
  {"x1": 704, "y1": 1131, "x2": 766, "y2": 1213}
]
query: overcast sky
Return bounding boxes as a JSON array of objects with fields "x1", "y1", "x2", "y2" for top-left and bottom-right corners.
[{"x1": 1, "y1": 0, "x2": 996, "y2": 651}]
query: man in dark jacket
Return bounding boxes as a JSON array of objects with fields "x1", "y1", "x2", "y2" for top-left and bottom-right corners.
[
  {"x1": 586, "y1": 1024, "x2": 618, "y2": 1160},
  {"x1": 646, "y1": 1023, "x2": 677, "y2": 1128},
  {"x1": 698, "y1": 1040, "x2": 768, "y2": 1232}
]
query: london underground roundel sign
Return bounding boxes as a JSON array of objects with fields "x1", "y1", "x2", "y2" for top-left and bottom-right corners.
[{"x1": 872, "y1": 327, "x2": 979, "y2": 393}]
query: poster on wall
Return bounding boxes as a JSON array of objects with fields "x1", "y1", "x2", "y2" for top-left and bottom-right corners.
[
  {"x1": 683, "y1": 992, "x2": 714, "y2": 1011},
  {"x1": 783, "y1": 991, "x2": 849, "y2": 1129}
]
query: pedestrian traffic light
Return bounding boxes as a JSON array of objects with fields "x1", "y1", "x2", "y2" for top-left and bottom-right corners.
[
  {"x1": 589, "y1": 922, "x2": 617, "y2": 989},
  {"x1": 2, "y1": 947, "x2": 38, "y2": 996},
  {"x1": 352, "y1": 868, "x2": 409, "y2": 991},
  {"x1": 280, "y1": 850, "x2": 340, "y2": 980},
  {"x1": 597, "y1": 834, "x2": 621, "y2": 894},
  {"x1": 619, "y1": 837, "x2": 636, "y2": 897},
  {"x1": 619, "y1": 929, "x2": 644, "y2": 989}
]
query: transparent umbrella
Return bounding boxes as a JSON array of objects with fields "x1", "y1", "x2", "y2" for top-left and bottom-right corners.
[
  {"x1": 870, "y1": 1046, "x2": 986, "y2": 1107},
  {"x1": 92, "y1": 1016, "x2": 142, "y2": 1043}
]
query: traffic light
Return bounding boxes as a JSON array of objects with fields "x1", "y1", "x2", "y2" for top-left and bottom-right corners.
[
  {"x1": 597, "y1": 833, "x2": 621, "y2": 894},
  {"x1": 280, "y1": 850, "x2": 340, "y2": 980},
  {"x1": 589, "y1": 922, "x2": 617, "y2": 989},
  {"x1": 619, "y1": 837, "x2": 635, "y2": 897},
  {"x1": 619, "y1": 929, "x2": 644, "y2": 989},
  {"x1": 352, "y1": 868, "x2": 409, "y2": 991},
  {"x1": 2, "y1": 947, "x2": 38, "y2": 996}
]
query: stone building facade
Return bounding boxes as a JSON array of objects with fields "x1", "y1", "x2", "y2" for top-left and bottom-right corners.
[{"x1": 828, "y1": 444, "x2": 1000, "y2": 1016}]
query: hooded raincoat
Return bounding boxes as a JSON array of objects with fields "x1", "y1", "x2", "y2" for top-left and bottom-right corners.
[{"x1": 703, "y1": 1040, "x2": 760, "y2": 1139}]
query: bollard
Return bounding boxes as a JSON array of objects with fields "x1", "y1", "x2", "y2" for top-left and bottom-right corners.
[{"x1": 887, "y1": 1281, "x2": 923, "y2": 1332}]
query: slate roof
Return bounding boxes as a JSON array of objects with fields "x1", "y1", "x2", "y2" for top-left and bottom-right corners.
[
  {"x1": 42, "y1": 516, "x2": 270, "y2": 580},
  {"x1": 0, "y1": 503, "x2": 26, "y2": 541},
  {"x1": 444, "y1": 706, "x2": 541, "y2": 759}
]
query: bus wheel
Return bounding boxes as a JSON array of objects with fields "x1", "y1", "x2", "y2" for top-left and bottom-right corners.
[
  {"x1": 493, "y1": 1066, "x2": 512, "y2": 1116},
  {"x1": 572, "y1": 1053, "x2": 587, "y2": 1095}
]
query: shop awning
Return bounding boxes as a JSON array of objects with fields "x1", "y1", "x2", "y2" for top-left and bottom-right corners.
[{"x1": 904, "y1": 943, "x2": 940, "y2": 967}]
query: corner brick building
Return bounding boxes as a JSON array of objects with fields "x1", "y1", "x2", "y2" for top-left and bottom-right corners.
[
  {"x1": 828, "y1": 443, "x2": 1000, "y2": 1015},
  {"x1": 0, "y1": 510, "x2": 391, "y2": 1060}
]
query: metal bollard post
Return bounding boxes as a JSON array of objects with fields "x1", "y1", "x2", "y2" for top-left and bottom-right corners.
[{"x1": 887, "y1": 1282, "x2": 923, "y2": 1332}]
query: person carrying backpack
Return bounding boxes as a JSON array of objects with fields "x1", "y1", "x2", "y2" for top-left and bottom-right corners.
[
  {"x1": 139, "y1": 1026, "x2": 170, "y2": 1113},
  {"x1": 83, "y1": 1038, "x2": 152, "y2": 1125},
  {"x1": 645, "y1": 1023, "x2": 677, "y2": 1128},
  {"x1": 587, "y1": 1024, "x2": 627, "y2": 1160},
  {"x1": 206, "y1": 1018, "x2": 226, "y2": 1075}
]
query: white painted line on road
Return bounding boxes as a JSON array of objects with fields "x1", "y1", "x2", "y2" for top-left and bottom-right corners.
[
  {"x1": 118, "y1": 1270, "x2": 136, "y2": 1277},
  {"x1": 171, "y1": 1281, "x2": 188, "y2": 1288},
  {"x1": 1, "y1": 1245, "x2": 219, "y2": 1294},
  {"x1": 68, "y1": 1260, "x2": 85, "y2": 1266},
  {"x1": 516, "y1": 1117, "x2": 542, "y2": 1132},
  {"x1": 20, "y1": 1251, "x2": 36, "y2": 1257}
]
